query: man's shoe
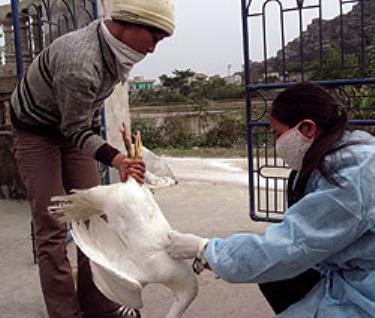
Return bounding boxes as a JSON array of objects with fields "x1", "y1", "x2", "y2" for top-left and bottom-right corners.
[
  {"x1": 111, "y1": 306, "x2": 141, "y2": 317},
  {"x1": 82, "y1": 306, "x2": 141, "y2": 318}
]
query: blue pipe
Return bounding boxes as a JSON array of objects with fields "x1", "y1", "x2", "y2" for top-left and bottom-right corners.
[
  {"x1": 241, "y1": 0, "x2": 257, "y2": 219},
  {"x1": 92, "y1": 0, "x2": 99, "y2": 19},
  {"x1": 247, "y1": 78, "x2": 375, "y2": 91},
  {"x1": 92, "y1": 0, "x2": 110, "y2": 184},
  {"x1": 11, "y1": 0, "x2": 24, "y2": 79},
  {"x1": 350, "y1": 120, "x2": 375, "y2": 126},
  {"x1": 249, "y1": 120, "x2": 375, "y2": 127}
]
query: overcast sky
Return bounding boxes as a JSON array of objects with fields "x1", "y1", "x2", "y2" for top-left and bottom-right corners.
[
  {"x1": 133, "y1": 0, "x2": 244, "y2": 79},
  {"x1": 1, "y1": 0, "x2": 355, "y2": 80},
  {"x1": 133, "y1": 0, "x2": 354, "y2": 80}
]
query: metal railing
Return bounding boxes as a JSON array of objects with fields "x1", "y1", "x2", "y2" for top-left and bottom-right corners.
[{"x1": 11, "y1": 0, "x2": 98, "y2": 78}]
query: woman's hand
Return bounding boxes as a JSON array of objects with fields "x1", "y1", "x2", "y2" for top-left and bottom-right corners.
[
  {"x1": 111, "y1": 153, "x2": 146, "y2": 184},
  {"x1": 165, "y1": 230, "x2": 209, "y2": 260}
]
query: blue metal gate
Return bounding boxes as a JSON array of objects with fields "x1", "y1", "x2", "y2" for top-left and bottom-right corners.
[
  {"x1": 241, "y1": 0, "x2": 375, "y2": 222},
  {"x1": 11, "y1": 0, "x2": 99, "y2": 78}
]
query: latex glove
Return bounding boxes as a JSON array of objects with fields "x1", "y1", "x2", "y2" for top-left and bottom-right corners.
[
  {"x1": 111, "y1": 153, "x2": 146, "y2": 184},
  {"x1": 166, "y1": 230, "x2": 209, "y2": 260}
]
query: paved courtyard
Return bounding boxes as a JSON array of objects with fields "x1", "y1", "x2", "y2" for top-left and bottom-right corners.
[{"x1": 0, "y1": 158, "x2": 275, "y2": 318}]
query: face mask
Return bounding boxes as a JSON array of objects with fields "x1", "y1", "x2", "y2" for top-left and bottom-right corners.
[
  {"x1": 275, "y1": 122, "x2": 314, "y2": 171},
  {"x1": 100, "y1": 21, "x2": 146, "y2": 83}
]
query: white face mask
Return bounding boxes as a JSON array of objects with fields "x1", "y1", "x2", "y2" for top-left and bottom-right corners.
[
  {"x1": 275, "y1": 122, "x2": 314, "y2": 171},
  {"x1": 100, "y1": 21, "x2": 146, "y2": 83}
]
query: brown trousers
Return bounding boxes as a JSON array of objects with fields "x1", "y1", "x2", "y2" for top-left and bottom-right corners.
[{"x1": 13, "y1": 129, "x2": 117, "y2": 318}]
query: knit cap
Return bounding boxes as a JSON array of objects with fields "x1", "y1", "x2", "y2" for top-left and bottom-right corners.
[{"x1": 111, "y1": 0, "x2": 175, "y2": 36}]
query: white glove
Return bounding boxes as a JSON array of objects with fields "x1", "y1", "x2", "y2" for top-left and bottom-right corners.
[{"x1": 166, "y1": 230, "x2": 209, "y2": 260}]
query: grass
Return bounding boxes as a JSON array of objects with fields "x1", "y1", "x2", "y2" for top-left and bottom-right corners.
[{"x1": 152, "y1": 147, "x2": 247, "y2": 158}]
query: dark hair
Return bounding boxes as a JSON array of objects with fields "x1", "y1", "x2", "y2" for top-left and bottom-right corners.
[{"x1": 271, "y1": 82, "x2": 349, "y2": 202}]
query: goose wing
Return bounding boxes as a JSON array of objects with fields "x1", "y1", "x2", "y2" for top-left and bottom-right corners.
[{"x1": 72, "y1": 215, "x2": 144, "y2": 308}]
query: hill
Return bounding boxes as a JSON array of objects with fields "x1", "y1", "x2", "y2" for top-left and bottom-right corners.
[{"x1": 250, "y1": 1, "x2": 375, "y2": 81}]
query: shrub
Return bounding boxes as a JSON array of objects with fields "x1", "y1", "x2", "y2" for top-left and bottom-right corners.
[
  {"x1": 131, "y1": 118, "x2": 166, "y2": 149},
  {"x1": 132, "y1": 111, "x2": 249, "y2": 150},
  {"x1": 132, "y1": 117, "x2": 203, "y2": 149},
  {"x1": 203, "y1": 116, "x2": 247, "y2": 148}
]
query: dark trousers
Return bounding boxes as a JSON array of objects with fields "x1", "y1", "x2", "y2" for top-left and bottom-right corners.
[
  {"x1": 14, "y1": 129, "x2": 118, "y2": 318},
  {"x1": 258, "y1": 269, "x2": 322, "y2": 314}
]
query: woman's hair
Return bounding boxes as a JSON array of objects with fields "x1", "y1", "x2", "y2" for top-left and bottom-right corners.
[{"x1": 271, "y1": 82, "x2": 349, "y2": 202}]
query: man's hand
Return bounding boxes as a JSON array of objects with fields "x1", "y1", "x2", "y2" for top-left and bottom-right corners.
[
  {"x1": 111, "y1": 153, "x2": 146, "y2": 184},
  {"x1": 165, "y1": 230, "x2": 209, "y2": 260}
]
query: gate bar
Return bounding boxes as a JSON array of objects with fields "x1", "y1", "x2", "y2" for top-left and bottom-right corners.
[
  {"x1": 11, "y1": 0, "x2": 24, "y2": 79},
  {"x1": 247, "y1": 78, "x2": 375, "y2": 91},
  {"x1": 241, "y1": 0, "x2": 256, "y2": 215}
]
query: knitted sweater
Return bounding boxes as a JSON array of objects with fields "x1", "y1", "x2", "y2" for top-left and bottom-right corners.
[{"x1": 10, "y1": 20, "x2": 121, "y2": 166}]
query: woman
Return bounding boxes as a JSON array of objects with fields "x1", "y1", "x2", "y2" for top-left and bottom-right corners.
[{"x1": 166, "y1": 82, "x2": 375, "y2": 317}]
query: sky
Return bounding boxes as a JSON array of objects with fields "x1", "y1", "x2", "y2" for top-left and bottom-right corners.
[
  {"x1": 132, "y1": 0, "x2": 354, "y2": 80},
  {"x1": 1, "y1": 0, "x2": 355, "y2": 80},
  {"x1": 133, "y1": 0, "x2": 244, "y2": 79}
]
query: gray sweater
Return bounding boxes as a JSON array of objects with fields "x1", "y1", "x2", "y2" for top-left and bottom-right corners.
[{"x1": 11, "y1": 20, "x2": 121, "y2": 166}]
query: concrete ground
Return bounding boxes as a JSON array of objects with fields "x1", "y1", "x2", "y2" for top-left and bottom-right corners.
[{"x1": 0, "y1": 158, "x2": 275, "y2": 318}]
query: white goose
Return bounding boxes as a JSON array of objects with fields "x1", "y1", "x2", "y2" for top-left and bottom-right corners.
[{"x1": 49, "y1": 131, "x2": 198, "y2": 318}]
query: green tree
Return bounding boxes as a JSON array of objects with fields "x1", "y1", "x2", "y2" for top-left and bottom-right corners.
[
  {"x1": 309, "y1": 47, "x2": 358, "y2": 80},
  {"x1": 159, "y1": 69, "x2": 194, "y2": 96}
]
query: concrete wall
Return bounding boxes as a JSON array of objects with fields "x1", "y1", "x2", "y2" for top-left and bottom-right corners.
[{"x1": 130, "y1": 100, "x2": 245, "y2": 135}]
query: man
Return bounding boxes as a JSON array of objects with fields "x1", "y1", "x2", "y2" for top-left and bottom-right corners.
[{"x1": 10, "y1": 0, "x2": 175, "y2": 317}]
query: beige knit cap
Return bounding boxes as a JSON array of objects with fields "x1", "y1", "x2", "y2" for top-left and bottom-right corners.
[{"x1": 111, "y1": 0, "x2": 175, "y2": 36}]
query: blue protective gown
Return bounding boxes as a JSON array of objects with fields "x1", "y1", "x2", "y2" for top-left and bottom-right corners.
[{"x1": 204, "y1": 130, "x2": 375, "y2": 317}]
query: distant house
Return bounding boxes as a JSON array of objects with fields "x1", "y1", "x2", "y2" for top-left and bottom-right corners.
[
  {"x1": 209, "y1": 74, "x2": 222, "y2": 81},
  {"x1": 187, "y1": 72, "x2": 208, "y2": 85},
  {"x1": 129, "y1": 76, "x2": 155, "y2": 92},
  {"x1": 224, "y1": 73, "x2": 242, "y2": 84},
  {"x1": 193, "y1": 72, "x2": 208, "y2": 81}
]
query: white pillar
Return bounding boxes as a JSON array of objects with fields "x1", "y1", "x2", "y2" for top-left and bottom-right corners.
[
  {"x1": 98, "y1": 0, "x2": 131, "y2": 183},
  {"x1": 104, "y1": 83, "x2": 130, "y2": 156}
]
